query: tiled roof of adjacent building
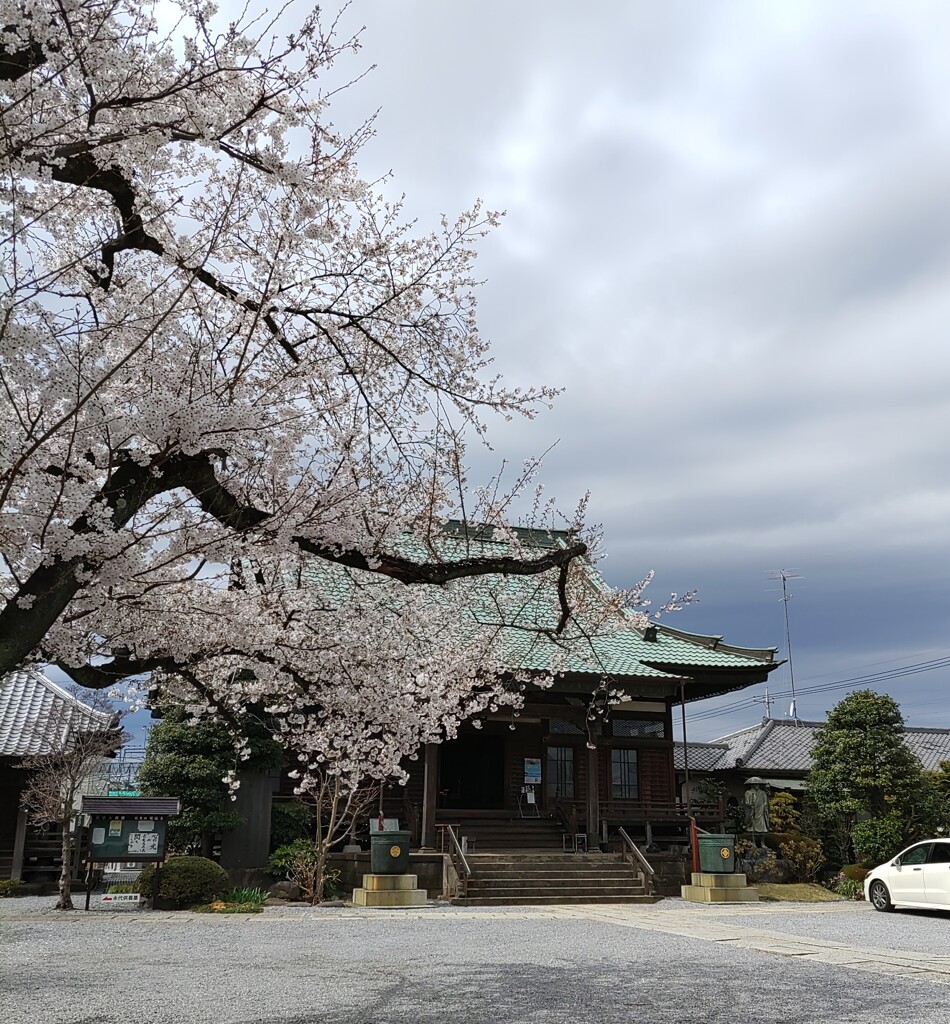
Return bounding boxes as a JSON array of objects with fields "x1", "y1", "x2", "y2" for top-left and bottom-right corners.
[
  {"x1": 298, "y1": 522, "x2": 781, "y2": 702},
  {"x1": 0, "y1": 668, "x2": 117, "y2": 758},
  {"x1": 673, "y1": 741, "x2": 728, "y2": 772},
  {"x1": 676, "y1": 718, "x2": 950, "y2": 775}
]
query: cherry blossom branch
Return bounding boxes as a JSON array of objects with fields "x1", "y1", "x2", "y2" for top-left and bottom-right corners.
[{"x1": 0, "y1": 449, "x2": 586, "y2": 676}]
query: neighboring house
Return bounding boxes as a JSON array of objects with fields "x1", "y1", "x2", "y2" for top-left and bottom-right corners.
[
  {"x1": 675, "y1": 717, "x2": 950, "y2": 801},
  {"x1": 221, "y1": 523, "x2": 783, "y2": 868},
  {"x1": 0, "y1": 668, "x2": 117, "y2": 882}
]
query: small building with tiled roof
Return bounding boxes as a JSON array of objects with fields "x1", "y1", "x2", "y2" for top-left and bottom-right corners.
[
  {"x1": 0, "y1": 668, "x2": 118, "y2": 883},
  {"x1": 675, "y1": 717, "x2": 950, "y2": 801}
]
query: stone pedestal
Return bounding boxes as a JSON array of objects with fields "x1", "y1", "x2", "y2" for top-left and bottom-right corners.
[
  {"x1": 680, "y1": 872, "x2": 759, "y2": 903},
  {"x1": 352, "y1": 873, "x2": 427, "y2": 908}
]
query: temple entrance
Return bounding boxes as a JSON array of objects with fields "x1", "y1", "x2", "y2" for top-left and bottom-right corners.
[{"x1": 439, "y1": 735, "x2": 505, "y2": 809}]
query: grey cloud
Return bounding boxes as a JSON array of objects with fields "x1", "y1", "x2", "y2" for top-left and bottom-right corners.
[{"x1": 325, "y1": 1, "x2": 950, "y2": 730}]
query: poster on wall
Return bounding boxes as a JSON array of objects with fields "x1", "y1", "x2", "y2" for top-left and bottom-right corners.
[{"x1": 523, "y1": 758, "x2": 542, "y2": 785}]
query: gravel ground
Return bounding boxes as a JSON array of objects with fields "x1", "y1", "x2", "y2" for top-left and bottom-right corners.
[
  {"x1": 726, "y1": 902, "x2": 950, "y2": 955},
  {"x1": 2, "y1": 897, "x2": 950, "y2": 1024}
]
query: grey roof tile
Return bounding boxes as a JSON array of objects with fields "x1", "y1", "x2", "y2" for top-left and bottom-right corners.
[
  {"x1": 700, "y1": 718, "x2": 950, "y2": 774},
  {"x1": 674, "y1": 742, "x2": 728, "y2": 771},
  {"x1": 0, "y1": 668, "x2": 115, "y2": 758}
]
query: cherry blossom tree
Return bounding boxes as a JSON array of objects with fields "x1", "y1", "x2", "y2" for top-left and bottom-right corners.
[{"x1": 0, "y1": 1, "x2": 597, "y2": 781}]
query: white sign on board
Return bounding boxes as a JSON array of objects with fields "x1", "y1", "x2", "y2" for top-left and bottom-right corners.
[{"x1": 127, "y1": 831, "x2": 159, "y2": 855}]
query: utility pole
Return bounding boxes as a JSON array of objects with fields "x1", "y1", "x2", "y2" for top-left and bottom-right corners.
[
  {"x1": 768, "y1": 569, "x2": 802, "y2": 723},
  {"x1": 752, "y1": 686, "x2": 775, "y2": 719}
]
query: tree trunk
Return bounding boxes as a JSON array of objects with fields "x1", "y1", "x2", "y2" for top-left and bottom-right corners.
[
  {"x1": 201, "y1": 832, "x2": 213, "y2": 858},
  {"x1": 56, "y1": 824, "x2": 74, "y2": 910}
]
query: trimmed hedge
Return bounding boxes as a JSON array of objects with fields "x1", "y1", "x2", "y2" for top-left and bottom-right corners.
[{"x1": 137, "y1": 856, "x2": 229, "y2": 908}]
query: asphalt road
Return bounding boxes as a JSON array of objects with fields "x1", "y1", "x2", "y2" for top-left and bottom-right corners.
[{"x1": 2, "y1": 898, "x2": 948, "y2": 1024}]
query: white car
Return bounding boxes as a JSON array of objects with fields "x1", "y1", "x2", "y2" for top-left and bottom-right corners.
[{"x1": 864, "y1": 838, "x2": 950, "y2": 911}]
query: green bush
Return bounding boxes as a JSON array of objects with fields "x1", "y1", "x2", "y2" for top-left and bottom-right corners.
[
  {"x1": 850, "y1": 815, "x2": 905, "y2": 867},
  {"x1": 778, "y1": 836, "x2": 825, "y2": 882},
  {"x1": 107, "y1": 883, "x2": 139, "y2": 894},
  {"x1": 192, "y1": 901, "x2": 263, "y2": 914},
  {"x1": 827, "y1": 873, "x2": 865, "y2": 900},
  {"x1": 223, "y1": 886, "x2": 268, "y2": 907},
  {"x1": 841, "y1": 864, "x2": 870, "y2": 883},
  {"x1": 136, "y1": 856, "x2": 230, "y2": 908},
  {"x1": 0, "y1": 879, "x2": 21, "y2": 898},
  {"x1": 270, "y1": 801, "x2": 311, "y2": 851},
  {"x1": 268, "y1": 839, "x2": 315, "y2": 879}
]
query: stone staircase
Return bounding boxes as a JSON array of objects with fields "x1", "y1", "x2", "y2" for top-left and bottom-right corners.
[{"x1": 452, "y1": 852, "x2": 660, "y2": 906}]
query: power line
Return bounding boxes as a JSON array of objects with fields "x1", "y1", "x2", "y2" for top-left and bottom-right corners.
[{"x1": 687, "y1": 654, "x2": 950, "y2": 724}]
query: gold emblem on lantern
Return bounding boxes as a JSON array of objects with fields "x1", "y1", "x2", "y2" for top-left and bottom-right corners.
[
  {"x1": 390, "y1": 845, "x2": 401, "y2": 857},
  {"x1": 720, "y1": 847, "x2": 731, "y2": 859}
]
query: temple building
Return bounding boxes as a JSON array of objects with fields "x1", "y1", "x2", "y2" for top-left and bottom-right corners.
[{"x1": 225, "y1": 524, "x2": 782, "y2": 871}]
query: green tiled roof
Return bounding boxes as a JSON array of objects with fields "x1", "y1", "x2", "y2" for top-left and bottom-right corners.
[{"x1": 296, "y1": 523, "x2": 780, "y2": 700}]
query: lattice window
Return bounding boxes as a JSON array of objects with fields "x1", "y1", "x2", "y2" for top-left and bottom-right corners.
[
  {"x1": 546, "y1": 746, "x2": 575, "y2": 799},
  {"x1": 612, "y1": 718, "x2": 665, "y2": 739},
  {"x1": 549, "y1": 718, "x2": 583, "y2": 735},
  {"x1": 611, "y1": 748, "x2": 639, "y2": 799}
]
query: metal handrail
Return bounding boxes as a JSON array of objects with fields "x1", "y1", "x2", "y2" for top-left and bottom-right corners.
[
  {"x1": 618, "y1": 826, "x2": 656, "y2": 894},
  {"x1": 443, "y1": 823, "x2": 471, "y2": 898}
]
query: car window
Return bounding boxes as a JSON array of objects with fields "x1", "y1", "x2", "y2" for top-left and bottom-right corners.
[
  {"x1": 900, "y1": 844, "x2": 932, "y2": 865},
  {"x1": 929, "y1": 843, "x2": 950, "y2": 864}
]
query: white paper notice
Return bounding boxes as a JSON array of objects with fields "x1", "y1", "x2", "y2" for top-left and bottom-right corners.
[
  {"x1": 92, "y1": 827, "x2": 106, "y2": 845},
  {"x1": 136, "y1": 820, "x2": 155, "y2": 831},
  {"x1": 127, "y1": 832, "x2": 159, "y2": 855}
]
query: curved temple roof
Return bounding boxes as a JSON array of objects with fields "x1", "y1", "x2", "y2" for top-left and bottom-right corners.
[{"x1": 296, "y1": 522, "x2": 781, "y2": 703}]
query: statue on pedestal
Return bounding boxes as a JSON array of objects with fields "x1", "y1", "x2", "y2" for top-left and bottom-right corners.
[{"x1": 744, "y1": 777, "x2": 771, "y2": 842}]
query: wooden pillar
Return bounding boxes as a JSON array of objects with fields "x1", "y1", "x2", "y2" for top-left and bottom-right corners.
[
  {"x1": 420, "y1": 743, "x2": 439, "y2": 851},
  {"x1": 585, "y1": 742, "x2": 600, "y2": 848},
  {"x1": 10, "y1": 809, "x2": 28, "y2": 880}
]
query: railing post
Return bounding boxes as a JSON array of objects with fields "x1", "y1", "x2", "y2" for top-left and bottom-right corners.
[{"x1": 690, "y1": 816, "x2": 700, "y2": 875}]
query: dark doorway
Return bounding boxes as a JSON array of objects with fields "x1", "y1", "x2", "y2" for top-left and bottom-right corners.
[{"x1": 440, "y1": 735, "x2": 506, "y2": 809}]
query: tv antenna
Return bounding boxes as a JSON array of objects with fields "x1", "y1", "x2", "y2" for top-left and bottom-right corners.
[
  {"x1": 752, "y1": 686, "x2": 775, "y2": 719},
  {"x1": 768, "y1": 569, "x2": 802, "y2": 722}
]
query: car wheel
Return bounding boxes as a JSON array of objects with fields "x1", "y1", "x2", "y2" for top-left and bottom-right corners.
[{"x1": 869, "y1": 880, "x2": 893, "y2": 912}]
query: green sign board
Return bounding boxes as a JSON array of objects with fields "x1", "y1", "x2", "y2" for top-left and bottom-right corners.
[
  {"x1": 107, "y1": 789, "x2": 142, "y2": 797},
  {"x1": 88, "y1": 816, "x2": 168, "y2": 862}
]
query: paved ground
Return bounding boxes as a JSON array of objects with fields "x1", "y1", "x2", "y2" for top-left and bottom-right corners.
[{"x1": 3, "y1": 896, "x2": 950, "y2": 1023}]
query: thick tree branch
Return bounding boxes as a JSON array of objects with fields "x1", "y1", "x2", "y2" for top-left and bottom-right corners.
[
  {"x1": 0, "y1": 32, "x2": 47, "y2": 82},
  {"x1": 1, "y1": 449, "x2": 587, "y2": 676}
]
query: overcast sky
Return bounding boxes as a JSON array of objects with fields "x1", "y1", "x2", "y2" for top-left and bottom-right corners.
[{"x1": 306, "y1": 0, "x2": 950, "y2": 741}]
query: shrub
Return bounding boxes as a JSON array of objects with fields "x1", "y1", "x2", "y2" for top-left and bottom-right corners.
[
  {"x1": 106, "y1": 883, "x2": 139, "y2": 894},
  {"x1": 841, "y1": 864, "x2": 870, "y2": 883},
  {"x1": 769, "y1": 792, "x2": 801, "y2": 834},
  {"x1": 0, "y1": 879, "x2": 21, "y2": 898},
  {"x1": 193, "y1": 900, "x2": 263, "y2": 914},
  {"x1": 268, "y1": 839, "x2": 315, "y2": 879},
  {"x1": 779, "y1": 836, "x2": 825, "y2": 882},
  {"x1": 223, "y1": 886, "x2": 268, "y2": 907},
  {"x1": 850, "y1": 814, "x2": 905, "y2": 867},
  {"x1": 739, "y1": 846, "x2": 781, "y2": 883},
  {"x1": 827, "y1": 872, "x2": 865, "y2": 900},
  {"x1": 136, "y1": 856, "x2": 229, "y2": 908},
  {"x1": 268, "y1": 839, "x2": 340, "y2": 904},
  {"x1": 270, "y1": 801, "x2": 311, "y2": 851}
]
